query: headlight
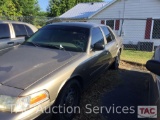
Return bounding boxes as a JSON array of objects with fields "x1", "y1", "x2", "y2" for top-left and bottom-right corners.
[
  {"x1": 0, "y1": 90, "x2": 49, "y2": 113},
  {"x1": 0, "y1": 95, "x2": 16, "y2": 111}
]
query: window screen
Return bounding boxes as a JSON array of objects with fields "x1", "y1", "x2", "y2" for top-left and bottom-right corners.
[
  {"x1": 152, "y1": 19, "x2": 160, "y2": 39},
  {"x1": 0, "y1": 24, "x2": 10, "y2": 39},
  {"x1": 13, "y1": 24, "x2": 27, "y2": 37},
  {"x1": 106, "y1": 20, "x2": 114, "y2": 30}
]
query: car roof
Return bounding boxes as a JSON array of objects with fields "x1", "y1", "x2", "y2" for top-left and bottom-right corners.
[
  {"x1": 47, "y1": 22, "x2": 106, "y2": 29},
  {"x1": 0, "y1": 20, "x2": 30, "y2": 25},
  {"x1": 0, "y1": 20, "x2": 38, "y2": 32}
]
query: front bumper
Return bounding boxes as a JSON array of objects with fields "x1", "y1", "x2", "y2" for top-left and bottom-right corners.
[{"x1": 0, "y1": 100, "x2": 54, "y2": 120}]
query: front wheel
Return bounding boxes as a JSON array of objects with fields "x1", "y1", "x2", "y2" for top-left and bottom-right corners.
[
  {"x1": 111, "y1": 51, "x2": 121, "y2": 70},
  {"x1": 53, "y1": 80, "x2": 81, "y2": 120}
]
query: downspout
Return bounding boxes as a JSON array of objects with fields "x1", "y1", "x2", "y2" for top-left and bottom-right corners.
[{"x1": 120, "y1": 0, "x2": 126, "y2": 36}]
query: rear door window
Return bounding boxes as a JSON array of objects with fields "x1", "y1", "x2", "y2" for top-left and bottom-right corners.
[
  {"x1": 108, "y1": 27, "x2": 115, "y2": 40},
  {"x1": 101, "y1": 26, "x2": 115, "y2": 43},
  {"x1": 25, "y1": 25, "x2": 34, "y2": 36},
  {"x1": 0, "y1": 24, "x2": 10, "y2": 39},
  {"x1": 12, "y1": 24, "x2": 27, "y2": 37},
  {"x1": 101, "y1": 26, "x2": 111, "y2": 43}
]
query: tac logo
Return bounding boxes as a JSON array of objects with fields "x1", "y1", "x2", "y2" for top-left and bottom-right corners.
[{"x1": 138, "y1": 106, "x2": 157, "y2": 118}]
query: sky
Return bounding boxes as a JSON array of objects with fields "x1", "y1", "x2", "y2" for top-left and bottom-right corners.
[
  {"x1": 38, "y1": 0, "x2": 112, "y2": 11},
  {"x1": 38, "y1": 0, "x2": 49, "y2": 11}
]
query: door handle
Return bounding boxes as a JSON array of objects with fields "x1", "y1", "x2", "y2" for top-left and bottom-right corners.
[{"x1": 7, "y1": 42, "x2": 14, "y2": 46}]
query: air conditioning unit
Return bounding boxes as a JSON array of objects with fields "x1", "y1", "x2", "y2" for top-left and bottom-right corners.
[{"x1": 137, "y1": 42, "x2": 154, "y2": 52}]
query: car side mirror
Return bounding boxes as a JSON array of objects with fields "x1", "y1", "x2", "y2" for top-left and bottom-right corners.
[
  {"x1": 146, "y1": 60, "x2": 160, "y2": 76},
  {"x1": 93, "y1": 43, "x2": 104, "y2": 51},
  {"x1": 25, "y1": 36, "x2": 30, "y2": 41}
]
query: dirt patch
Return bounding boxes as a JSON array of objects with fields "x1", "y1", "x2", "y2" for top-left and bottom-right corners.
[
  {"x1": 73, "y1": 61, "x2": 148, "y2": 120},
  {"x1": 120, "y1": 61, "x2": 147, "y2": 71},
  {"x1": 73, "y1": 69, "x2": 121, "y2": 120},
  {"x1": 73, "y1": 62, "x2": 127, "y2": 120}
]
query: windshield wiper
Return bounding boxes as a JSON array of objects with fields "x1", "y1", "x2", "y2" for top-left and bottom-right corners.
[
  {"x1": 40, "y1": 44, "x2": 65, "y2": 50},
  {"x1": 24, "y1": 42, "x2": 39, "y2": 47}
]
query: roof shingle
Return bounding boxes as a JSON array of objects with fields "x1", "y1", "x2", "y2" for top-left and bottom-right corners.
[{"x1": 59, "y1": 2, "x2": 109, "y2": 19}]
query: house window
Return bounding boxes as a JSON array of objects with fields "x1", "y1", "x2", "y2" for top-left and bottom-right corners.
[
  {"x1": 152, "y1": 19, "x2": 160, "y2": 39},
  {"x1": 106, "y1": 20, "x2": 114, "y2": 30}
]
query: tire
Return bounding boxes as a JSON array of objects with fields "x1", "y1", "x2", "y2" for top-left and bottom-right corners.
[
  {"x1": 111, "y1": 51, "x2": 121, "y2": 70},
  {"x1": 53, "y1": 80, "x2": 81, "y2": 120}
]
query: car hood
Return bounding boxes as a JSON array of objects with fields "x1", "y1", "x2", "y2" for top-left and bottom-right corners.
[{"x1": 0, "y1": 45, "x2": 82, "y2": 90}]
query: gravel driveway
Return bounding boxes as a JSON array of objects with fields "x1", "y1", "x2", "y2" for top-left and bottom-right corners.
[{"x1": 73, "y1": 61, "x2": 159, "y2": 120}]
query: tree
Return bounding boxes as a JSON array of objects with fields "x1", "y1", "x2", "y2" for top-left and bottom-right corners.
[
  {"x1": 13, "y1": 0, "x2": 41, "y2": 24},
  {"x1": 0, "y1": 0, "x2": 41, "y2": 21},
  {"x1": 0, "y1": 0, "x2": 22, "y2": 19},
  {"x1": 16, "y1": 0, "x2": 40, "y2": 16},
  {"x1": 47, "y1": 0, "x2": 103, "y2": 17},
  {"x1": 47, "y1": 0, "x2": 61, "y2": 17},
  {"x1": 35, "y1": 11, "x2": 49, "y2": 27}
]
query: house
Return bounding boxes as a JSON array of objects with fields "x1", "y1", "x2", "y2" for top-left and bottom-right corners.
[{"x1": 56, "y1": 0, "x2": 160, "y2": 49}]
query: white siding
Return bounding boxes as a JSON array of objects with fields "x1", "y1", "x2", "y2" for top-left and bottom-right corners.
[
  {"x1": 124, "y1": 0, "x2": 160, "y2": 18},
  {"x1": 88, "y1": 0, "x2": 160, "y2": 46},
  {"x1": 122, "y1": 20, "x2": 146, "y2": 44},
  {"x1": 91, "y1": 0, "x2": 124, "y2": 19}
]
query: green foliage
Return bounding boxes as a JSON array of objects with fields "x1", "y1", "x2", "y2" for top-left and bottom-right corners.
[
  {"x1": 0, "y1": 0, "x2": 22, "y2": 18},
  {"x1": 0, "y1": 0, "x2": 40, "y2": 18},
  {"x1": 47, "y1": 0, "x2": 60, "y2": 17},
  {"x1": 47, "y1": 0, "x2": 103, "y2": 17},
  {"x1": 0, "y1": 0, "x2": 43, "y2": 25},
  {"x1": 15, "y1": 0, "x2": 40, "y2": 16},
  {"x1": 37, "y1": 11, "x2": 48, "y2": 17}
]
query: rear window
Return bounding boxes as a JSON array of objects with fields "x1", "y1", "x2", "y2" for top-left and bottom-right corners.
[
  {"x1": 13, "y1": 24, "x2": 27, "y2": 37},
  {"x1": 0, "y1": 24, "x2": 10, "y2": 39}
]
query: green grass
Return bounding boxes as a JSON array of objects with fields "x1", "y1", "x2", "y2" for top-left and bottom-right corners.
[{"x1": 121, "y1": 50, "x2": 154, "y2": 64}]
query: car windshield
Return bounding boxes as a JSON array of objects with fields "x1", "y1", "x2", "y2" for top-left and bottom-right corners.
[{"x1": 24, "y1": 25, "x2": 90, "y2": 52}]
